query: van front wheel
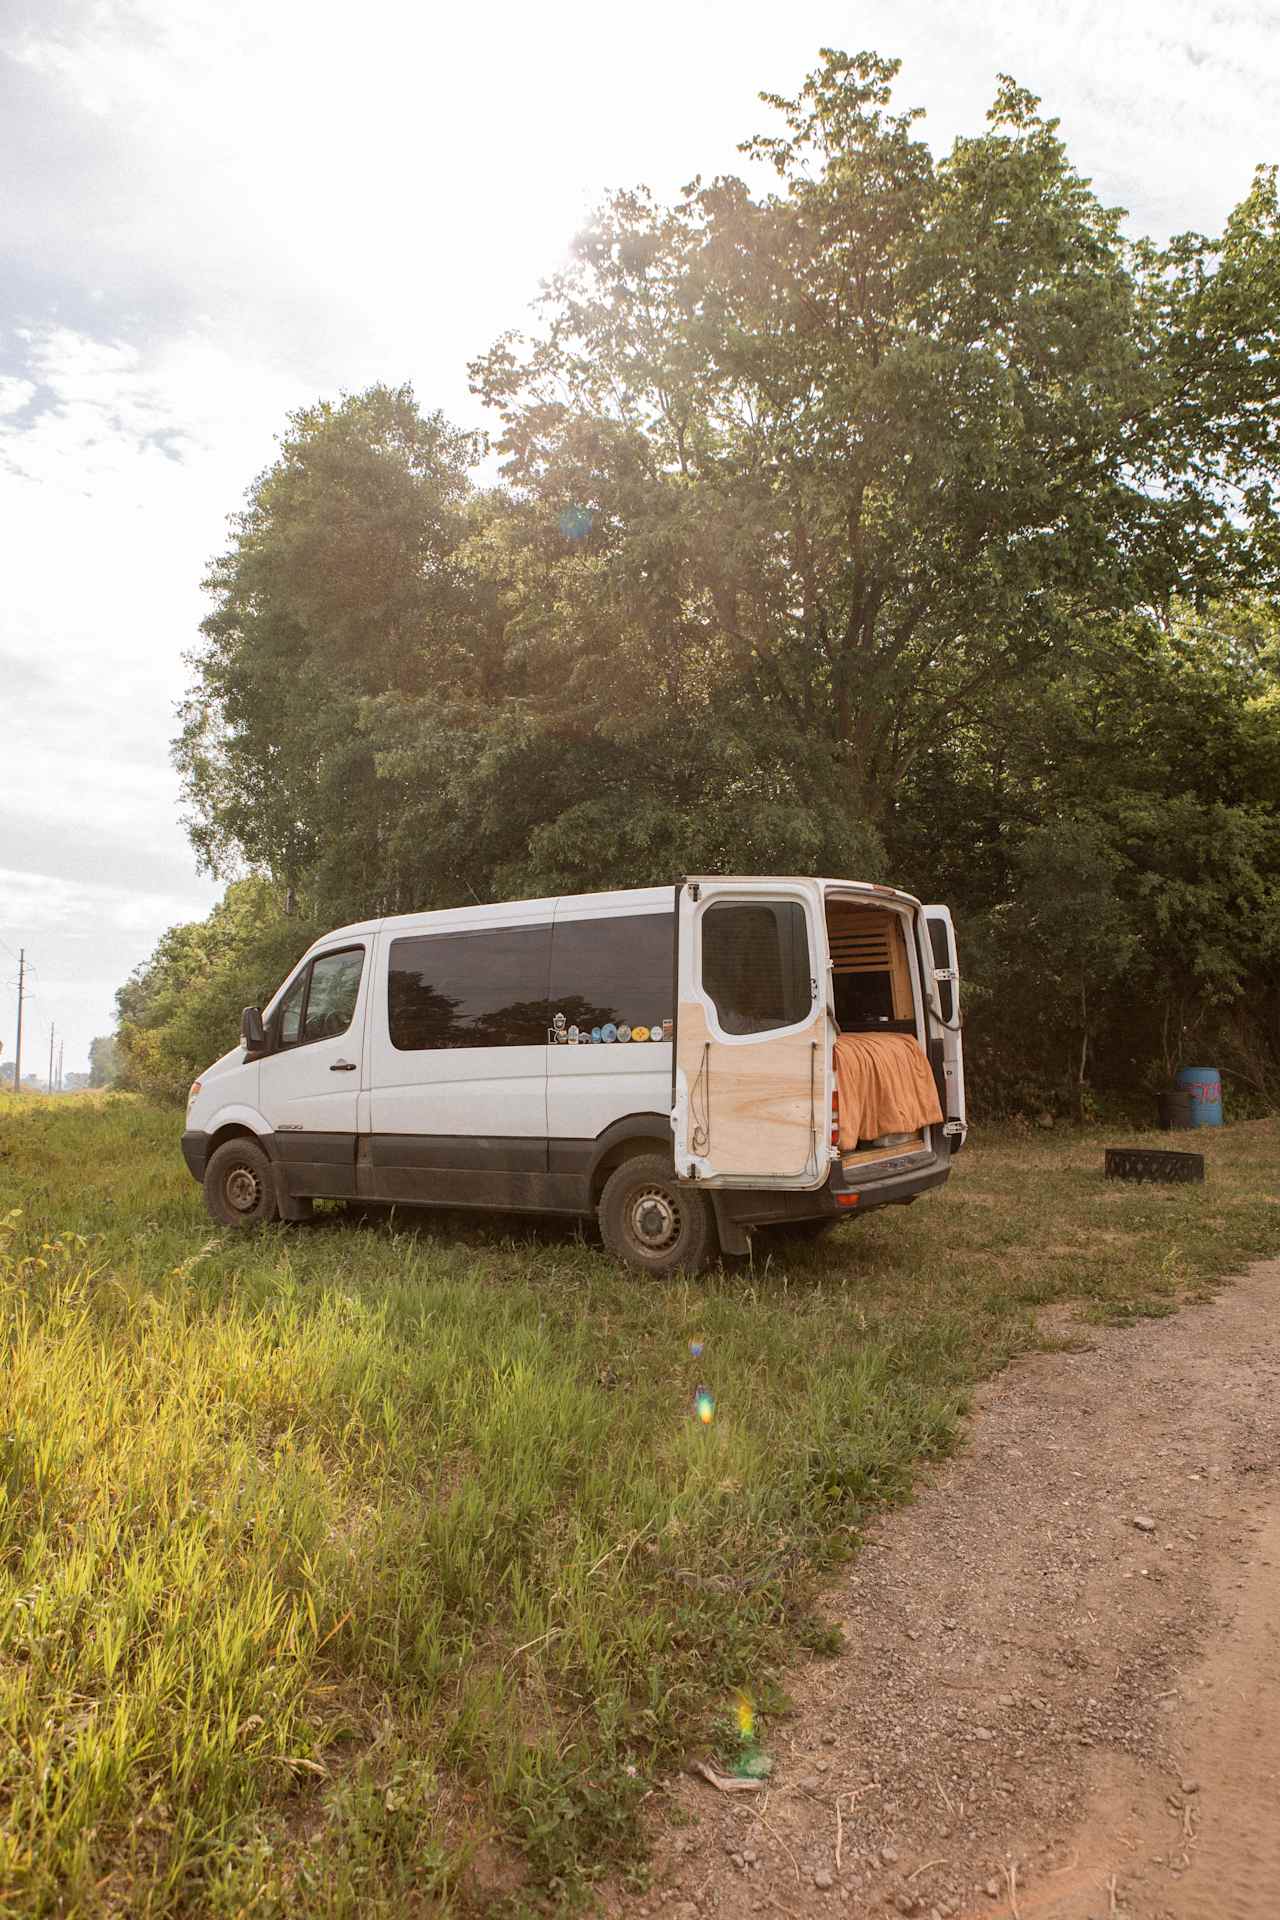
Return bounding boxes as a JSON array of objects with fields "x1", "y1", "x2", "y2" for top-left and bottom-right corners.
[
  {"x1": 598, "y1": 1153, "x2": 714, "y2": 1277},
  {"x1": 204, "y1": 1138, "x2": 279, "y2": 1228}
]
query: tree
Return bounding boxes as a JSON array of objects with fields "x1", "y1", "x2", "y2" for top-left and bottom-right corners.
[
  {"x1": 175, "y1": 386, "x2": 488, "y2": 923},
  {"x1": 87, "y1": 1035, "x2": 119, "y2": 1089},
  {"x1": 115, "y1": 880, "x2": 319, "y2": 1104},
  {"x1": 471, "y1": 55, "x2": 1280, "y2": 845},
  {"x1": 894, "y1": 599, "x2": 1280, "y2": 1110}
]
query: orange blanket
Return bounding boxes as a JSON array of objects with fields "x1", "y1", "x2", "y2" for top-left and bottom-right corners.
[{"x1": 834, "y1": 1032, "x2": 943, "y2": 1151}]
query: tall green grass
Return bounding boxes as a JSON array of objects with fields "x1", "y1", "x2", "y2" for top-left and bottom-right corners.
[{"x1": 1, "y1": 1093, "x2": 1276, "y2": 1914}]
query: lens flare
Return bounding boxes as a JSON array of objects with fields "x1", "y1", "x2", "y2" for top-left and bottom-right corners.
[
  {"x1": 735, "y1": 1692, "x2": 754, "y2": 1740},
  {"x1": 689, "y1": 1339, "x2": 704, "y2": 1358},
  {"x1": 695, "y1": 1388, "x2": 715, "y2": 1425},
  {"x1": 558, "y1": 505, "x2": 593, "y2": 541}
]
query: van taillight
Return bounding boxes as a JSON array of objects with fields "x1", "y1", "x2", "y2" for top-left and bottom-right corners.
[{"x1": 830, "y1": 1088, "x2": 839, "y2": 1147}]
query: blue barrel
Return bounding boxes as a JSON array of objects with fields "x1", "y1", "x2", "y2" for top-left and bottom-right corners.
[{"x1": 1175, "y1": 1066, "x2": 1223, "y2": 1128}]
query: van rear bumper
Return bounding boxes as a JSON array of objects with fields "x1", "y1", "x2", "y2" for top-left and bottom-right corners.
[{"x1": 712, "y1": 1140, "x2": 951, "y2": 1231}]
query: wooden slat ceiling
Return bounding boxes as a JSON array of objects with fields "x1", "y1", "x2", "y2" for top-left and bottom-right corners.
[{"x1": 829, "y1": 918, "x2": 893, "y2": 974}]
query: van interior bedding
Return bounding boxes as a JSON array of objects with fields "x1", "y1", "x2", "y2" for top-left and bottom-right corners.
[{"x1": 833, "y1": 1030, "x2": 943, "y2": 1153}]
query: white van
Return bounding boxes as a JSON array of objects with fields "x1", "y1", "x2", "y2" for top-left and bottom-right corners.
[{"x1": 181, "y1": 877, "x2": 965, "y2": 1274}]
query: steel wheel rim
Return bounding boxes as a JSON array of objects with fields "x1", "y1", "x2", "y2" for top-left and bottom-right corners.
[
  {"x1": 627, "y1": 1183, "x2": 682, "y2": 1254},
  {"x1": 224, "y1": 1163, "x2": 262, "y2": 1214}
]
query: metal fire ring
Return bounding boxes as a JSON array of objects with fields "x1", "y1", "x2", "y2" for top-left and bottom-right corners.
[{"x1": 1104, "y1": 1147, "x2": 1205, "y2": 1185}]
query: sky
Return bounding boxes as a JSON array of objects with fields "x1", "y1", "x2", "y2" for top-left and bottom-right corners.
[{"x1": 2, "y1": 0, "x2": 1276, "y2": 1078}]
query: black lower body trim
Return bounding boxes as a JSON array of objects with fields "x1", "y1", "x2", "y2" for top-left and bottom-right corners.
[
  {"x1": 212, "y1": 1126, "x2": 953, "y2": 1228},
  {"x1": 181, "y1": 1130, "x2": 209, "y2": 1181},
  {"x1": 369, "y1": 1133, "x2": 586, "y2": 1215},
  {"x1": 274, "y1": 1130, "x2": 359, "y2": 1199}
]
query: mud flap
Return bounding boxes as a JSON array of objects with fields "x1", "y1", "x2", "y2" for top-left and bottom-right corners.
[
  {"x1": 270, "y1": 1164, "x2": 315, "y2": 1222},
  {"x1": 709, "y1": 1191, "x2": 752, "y2": 1257}
]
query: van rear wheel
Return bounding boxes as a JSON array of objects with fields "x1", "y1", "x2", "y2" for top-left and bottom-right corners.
[
  {"x1": 204, "y1": 1138, "x2": 279, "y2": 1228},
  {"x1": 598, "y1": 1153, "x2": 714, "y2": 1277}
]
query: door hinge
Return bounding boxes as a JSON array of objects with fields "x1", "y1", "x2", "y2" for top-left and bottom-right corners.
[
  {"x1": 687, "y1": 881, "x2": 701, "y2": 902},
  {"x1": 933, "y1": 967, "x2": 957, "y2": 982},
  {"x1": 943, "y1": 1119, "x2": 964, "y2": 1136}
]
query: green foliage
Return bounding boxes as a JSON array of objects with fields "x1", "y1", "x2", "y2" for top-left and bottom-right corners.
[
  {"x1": 87, "y1": 1035, "x2": 119, "y2": 1090},
  {"x1": 1, "y1": 1096, "x2": 1278, "y2": 1911},
  {"x1": 472, "y1": 55, "x2": 1150, "y2": 821},
  {"x1": 162, "y1": 50, "x2": 1280, "y2": 1112},
  {"x1": 896, "y1": 599, "x2": 1280, "y2": 1109},
  {"x1": 175, "y1": 386, "x2": 488, "y2": 921},
  {"x1": 115, "y1": 880, "x2": 319, "y2": 1104}
]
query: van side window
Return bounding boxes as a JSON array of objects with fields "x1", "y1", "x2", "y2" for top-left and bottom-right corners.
[
  {"x1": 276, "y1": 971, "x2": 306, "y2": 1047},
  {"x1": 701, "y1": 901, "x2": 811, "y2": 1035},
  {"x1": 549, "y1": 912, "x2": 674, "y2": 1035},
  {"x1": 301, "y1": 948, "x2": 365, "y2": 1043},
  {"x1": 388, "y1": 925, "x2": 552, "y2": 1050},
  {"x1": 273, "y1": 946, "x2": 365, "y2": 1050},
  {"x1": 926, "y1": 918, "x2": 954, "y2": 1023}
]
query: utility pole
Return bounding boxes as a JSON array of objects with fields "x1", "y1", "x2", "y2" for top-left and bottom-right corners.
[
  {"x1": 48, "y1": 1022, "x2": 55, "y2": 1096},
  {"x1": 57, "y1": 1039, "x2": 64, "y2": 1093},
  {"x1": 13, "y1": 949, "x2": 25, "y2": 1094}
]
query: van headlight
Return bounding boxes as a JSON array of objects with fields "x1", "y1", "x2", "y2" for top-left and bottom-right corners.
[{"x1": 187, "y1": 1080, "x2": 202, "y2": 1107}]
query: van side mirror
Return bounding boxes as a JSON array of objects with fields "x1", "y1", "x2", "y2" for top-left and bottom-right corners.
[{"x1": 241, "y1": 1006, "x2": 267, "y2": 1054}]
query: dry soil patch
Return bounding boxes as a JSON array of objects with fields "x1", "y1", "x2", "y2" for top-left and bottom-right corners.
[{"x1": 611, "y1": 1261, "x2": 1280, "y2": 1920}]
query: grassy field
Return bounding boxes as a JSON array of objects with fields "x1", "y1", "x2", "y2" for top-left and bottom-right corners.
[{"x1": 1, "y1": 1094, "x2": 1277, "y2": 1917}]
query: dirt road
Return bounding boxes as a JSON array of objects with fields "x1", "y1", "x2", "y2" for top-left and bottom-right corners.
[{"x1": 617, "y1": 1261, "x2": 1280, "y2": 1920}]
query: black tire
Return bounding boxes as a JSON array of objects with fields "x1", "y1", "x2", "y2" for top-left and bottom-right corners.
[
  {"x1": 203, "y1": 1137, "x2": 279, "y2": 1228},
  {"x1": 762, "y1": 1217, "x2": 843, "y2": 1245},
  {"x1": 597, "y1": 1152, "x2": 715, "y2": 1277}
]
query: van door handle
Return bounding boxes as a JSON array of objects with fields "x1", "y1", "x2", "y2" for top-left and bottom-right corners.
[{"x1": 330, "y1": 1060, "x2": 357, "y2": 1072}]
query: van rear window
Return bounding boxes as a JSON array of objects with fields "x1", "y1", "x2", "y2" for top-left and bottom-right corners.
[
  {"x1": 388, "y1": 925, "x2": 551, "y2": 1050},
  {"x1": 700, "y1": 901, "x2": 811, "y2": 1035},
  {"x1": 549, "y1": 912, "x2": 674, "y2": 1039}
]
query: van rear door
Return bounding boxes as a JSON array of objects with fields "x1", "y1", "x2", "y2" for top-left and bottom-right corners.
[
  {"x1": 672, "y1": 878, "x2": 829, "y2": 1189},
  {"x1": 922, "y1": 905, "x2": 966, "y2": 1145}
]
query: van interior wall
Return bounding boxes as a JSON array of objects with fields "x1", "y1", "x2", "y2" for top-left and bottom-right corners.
[{"x1": 826, "y1": 903, "x2": 914, "y2": 1031}]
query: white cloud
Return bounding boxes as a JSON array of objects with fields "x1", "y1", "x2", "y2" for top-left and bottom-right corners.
[
  {"x1": 0, "y1": 375, "x2": 35, "y2": 415},
  {"x1": 0, "y1": 865, "x2": 203, "y2": 940}
]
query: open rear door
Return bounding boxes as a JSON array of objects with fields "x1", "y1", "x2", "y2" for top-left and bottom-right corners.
[
  {"x1": 922, "y1": 905, "x2": 966, "y2": 1147},
  {"x1": 672, "y1": 878, "x2": 829, "y2": 1188}
]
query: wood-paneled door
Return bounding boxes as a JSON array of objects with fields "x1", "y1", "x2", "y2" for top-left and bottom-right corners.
[{"x1": 672, "y1": 879, "x2": 830, "y2": 1189}]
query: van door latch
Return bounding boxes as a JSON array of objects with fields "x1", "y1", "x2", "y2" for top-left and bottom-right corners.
[
  {"x1": 943, "y1": 1119, "x2": 964, "y2": 1135},
  {"x1": 933, "y1": 967, "x2": 957, "y2": 982}
]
